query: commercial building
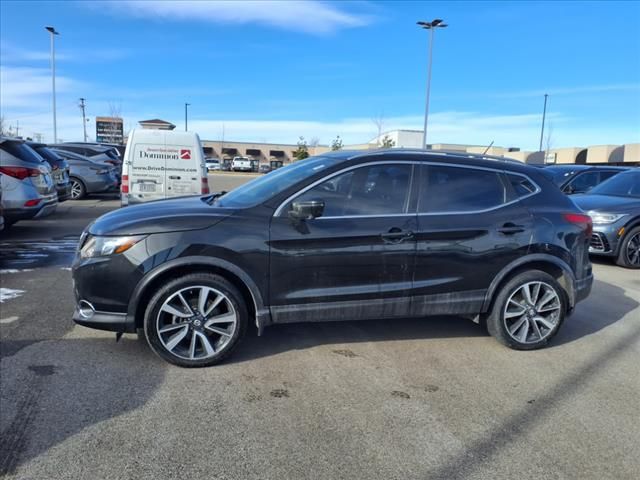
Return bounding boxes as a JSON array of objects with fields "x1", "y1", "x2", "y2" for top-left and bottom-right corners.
[{"x1": 95, "y1": 117, "x2": 124, "y2": 144}]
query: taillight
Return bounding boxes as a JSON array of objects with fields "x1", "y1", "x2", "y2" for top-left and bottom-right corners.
[
  {"x1": 0, "y1": 166, "x2": 41, "y2": 180},
  {"x1": 24, "y1": 198, "x2": 42, "y2": 207},
  {"x1": 201, "y1": 177, "x2": 210, "y2": 194},
  {"x1": 121, "y1": 174, "x2": 129, "y2": 194},
  {"x1": 105, "y1": 160, "x2": 116, "y2": 165},
  {"x1": 564, "y1": 213, "x2": 593, "y2": 237}
]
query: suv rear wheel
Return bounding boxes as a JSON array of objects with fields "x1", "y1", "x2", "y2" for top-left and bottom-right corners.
[
  {"x1": 144, "y1": 273, "x2": 248, "y2": 367},
  {"x1": 487, "y1": 270, "x2": 566, "y2": 350}
]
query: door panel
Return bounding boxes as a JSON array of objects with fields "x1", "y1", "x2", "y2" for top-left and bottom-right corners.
[
  {"x1": 412, "y1": 164, "x2": 534, "y2": 316},
  {"x1": 268, "y1": 162, "x2": 417, "y2": 323}
]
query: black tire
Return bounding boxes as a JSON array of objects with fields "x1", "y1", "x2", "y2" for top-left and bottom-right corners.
[
  {"x1": 70, "y1": 177, "x2": 87, "y2": 200},
  {"x1": 615, "y1": 226, "x2": 640, "y2": 269},
  {"x1": 487, "y1": 270, "x2": 567, "y2": 350},
  {"x1": 144, "y1": 273, "x2": 248, "y2": 367}
]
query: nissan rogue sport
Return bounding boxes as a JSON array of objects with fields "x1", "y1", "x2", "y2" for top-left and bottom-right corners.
[{"x1": 72, "y1": 150, "x2": 593, "y2": 367}]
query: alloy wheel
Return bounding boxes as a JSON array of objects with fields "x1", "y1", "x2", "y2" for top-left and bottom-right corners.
[
  {"x1": 503, "y1": 281, "x2": 561, "y2": 344},
  {"x1": 625, "y1": 232, "x2": 640, "y2": 266},
  {"x1": 70, "y1": 181, "x2": 83, "y2": 199},
  {"x1": 156, "y1": 286, "x2": 238, "y2": 360}
]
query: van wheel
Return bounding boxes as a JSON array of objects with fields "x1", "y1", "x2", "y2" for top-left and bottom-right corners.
[
  {"x1": 144, "y1": 273, "x2": 248, "y2": 367},
  {"x1": 70, "y1": 177, "x2": 86, "y2": 199},
  {"x1": 487, "y1": 270, "x2": 566, "y2": 350},
  {"x1": 616, "y1": 226, "x2": 640, "y2": 269}
]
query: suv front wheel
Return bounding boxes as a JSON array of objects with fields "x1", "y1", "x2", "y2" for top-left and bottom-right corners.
[
  {"x1": 487, "y1": 270, "x2": 567, "y2": 350},
  {"x1": 144, "y1": 273, "x2": 248, "y2": 367}
]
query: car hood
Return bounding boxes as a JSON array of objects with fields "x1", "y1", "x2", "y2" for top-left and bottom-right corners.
[
  {"x1": 572, "y1": 194, "x2": 640, "y2": 214},
  {"x1": 89, "y1": 195, "x2": 234, "y2": 236}
]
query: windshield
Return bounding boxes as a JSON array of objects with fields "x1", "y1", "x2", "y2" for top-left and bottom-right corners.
[
  {"x1": 588, "y1": 170, "x2": 640, "y2": 198},
  {"x1": 217, "y1": 156, "x2": 339, "y2": 208}
]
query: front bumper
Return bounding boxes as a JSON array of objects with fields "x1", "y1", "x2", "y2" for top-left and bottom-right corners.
[{"x1": 589, "y1": 223, "x2": 625, "y2": 257}]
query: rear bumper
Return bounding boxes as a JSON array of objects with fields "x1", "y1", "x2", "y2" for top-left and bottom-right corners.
[
  {"x1": 574, "y1": 273, "x2": 593, "y2": 304},
  {"x1": 72, "y1": 304, "x2": 136, "y2": 333},
  {"x1": 57, "y1": 184, "x2": 72, "y2": 202},
  {"x1": 4, "y1": 196, "x2": 57, "y2": 221}
]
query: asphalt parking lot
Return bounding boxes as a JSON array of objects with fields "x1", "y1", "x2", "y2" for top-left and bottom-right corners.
[{"x1": 1, "y1": 177, "x2": 639, "y2": 479}]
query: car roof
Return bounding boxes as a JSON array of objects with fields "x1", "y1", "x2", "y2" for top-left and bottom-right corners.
[
  {"x1": 319, "y1": 149, "x2": 539, "y2": 175},
  {"x1": 543, "y1": 164, "x2": 629, "y2": 171}
]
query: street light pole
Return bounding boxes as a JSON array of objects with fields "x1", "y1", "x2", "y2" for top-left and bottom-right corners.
[
  {"x1": 539, "y1": 93, "x2": 549, "y2": 152},
  {"x1": 417, "y1": 19, "x2": 447, "y2": 149},
  {"x1": 185, "y1": 103, "x2": 190, "y2": 131},
  {"x1": 46, "y1": 26, "x2": 60, "y2": 143},
  {"x1": 79, "y1": 97, "x2": 87, "y2": 142}
]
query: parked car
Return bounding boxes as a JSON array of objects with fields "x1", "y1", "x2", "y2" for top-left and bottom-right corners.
[
  {"x1": 53, "y1": 143, "x2": 122, "y2": 182},
  {"x1": 0, "y1": 179, "x2": 4, "y2": 232},
  {"x1": 28, "y1": 142, "x2": 72, "y2": 202},
  {"x1": 120, "y1": 128, "x2": 209, "y2": 206},
  {"x1": 544, "y1": 165, "x2": 628, "y2": 195},
  {"x1": 231, "y1": 156, "x2": 252, "y2": 172},
  {"x1": 205, "y1": 158, "x2": 221, "y2": 172},
  {"x1": 258, "y1": 164, "x2": 272, "y2": 174},
  {"x1": 220, "y1": 161, "x2": 232, "y2": 172},
  {"x1": 72, "y1": 149, "x2": 593, "y2": 367},
  {"x1": 51, "y1": 148, "x2": 119, "y2": 199},
  {"x1": 0, "y1": 136, "x2": 58, "y2": 227},
  {"x1": 572, "y1": 169, "x2": 640, "y2": 268}
]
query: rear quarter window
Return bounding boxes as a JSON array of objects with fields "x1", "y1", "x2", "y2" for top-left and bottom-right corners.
[{"x1": 419, "y1": 165, "x2": 508, "y2": 213}]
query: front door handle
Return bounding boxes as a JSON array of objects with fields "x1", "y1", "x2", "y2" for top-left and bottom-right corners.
[
  {"x1": 497, "y1": 223, "x2": 525, "y2": 235},
  {"x1": 381, "y1": 228, "x2": 414, "y2": 243}
]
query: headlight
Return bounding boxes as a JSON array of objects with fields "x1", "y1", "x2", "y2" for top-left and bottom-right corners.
[
  {"x1": 588, "y1": 212, "x2": 627, "y2": 225},
  {"x1": 80, "y1": 235, "x2": 146, "y2": 258}
]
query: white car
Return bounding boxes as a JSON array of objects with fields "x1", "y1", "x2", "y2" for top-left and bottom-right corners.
[
  {"x1": 231, "y1": 156, "x2": 253, "y2": 172},
  {"x1": 205, "y1": 158, "x2": 221, "y2": 171}
]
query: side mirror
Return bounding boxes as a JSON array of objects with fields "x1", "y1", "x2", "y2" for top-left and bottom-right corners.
[{"x1": 289, "y1": 200, "x2": 324, "y2": 220}]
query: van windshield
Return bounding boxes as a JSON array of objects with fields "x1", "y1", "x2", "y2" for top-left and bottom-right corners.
[{"x1": 216, "y1": 156, "x2": 339, "y2": 208}]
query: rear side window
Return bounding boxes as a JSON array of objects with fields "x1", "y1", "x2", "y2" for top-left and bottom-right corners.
[
  {"x1": 507, "y1": 174, "x2": 537, "y2": 197},
  {"x1": 419, "y1": 165, "x2": 507, "y2": 213},
  {"x1": 0, "y1": 141, "x2": 44, "y2": 164}
]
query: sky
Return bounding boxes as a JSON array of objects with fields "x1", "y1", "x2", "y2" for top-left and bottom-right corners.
[{"x1": 1, "y1": 0, "x2": 639, "y2": 151}]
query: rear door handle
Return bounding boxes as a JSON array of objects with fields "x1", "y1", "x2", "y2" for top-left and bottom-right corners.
[
  {"x1": 381, "y1": 228, "x2": 414, "y2": 243},
  {"x1": 497, "y1": 223, "x2": 525, "y2": 235}
]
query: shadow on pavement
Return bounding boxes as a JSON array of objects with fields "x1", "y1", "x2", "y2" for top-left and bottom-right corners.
[
  {"x1": 233, "y1": 314, "x2": 485, "y2": 364},
  {"x1": 553, "y1": 279, "x2": 638, "y2": 346},
  {"x1": 0, "y1": 335, "x2": 166, "y2": 476}
]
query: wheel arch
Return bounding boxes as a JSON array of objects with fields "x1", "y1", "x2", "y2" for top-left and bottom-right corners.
[
  {"x1": 127, "y1": 256, "x2": 270, "y2": 334},
  {"x1": 482, "y1": 254, "x2": 576, "y2": 313}
]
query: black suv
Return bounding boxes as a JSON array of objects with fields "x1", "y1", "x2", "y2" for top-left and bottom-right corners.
[{"x1": 72, "y1": 150, "x2": 593, "y2": 367}]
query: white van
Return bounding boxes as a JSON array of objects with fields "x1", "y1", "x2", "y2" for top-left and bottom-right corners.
[{"x1": 121, "y1": 129, "x2": 209, "y2": 205}]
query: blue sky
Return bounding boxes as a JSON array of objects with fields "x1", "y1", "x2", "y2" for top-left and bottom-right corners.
[{"x1": 1, "y1": 0, "x2": 639, "y2": 150}]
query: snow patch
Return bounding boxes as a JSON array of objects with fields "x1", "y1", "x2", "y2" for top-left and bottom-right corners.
[{"x1": 0, "y1": 288, "x2": 26, "y2": 303}]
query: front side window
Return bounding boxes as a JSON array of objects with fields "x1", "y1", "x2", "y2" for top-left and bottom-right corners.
[
  {"x1": 290, "y1": 163, "x2": 412, "y2": 217},
  {"x1": 419, "y1": 165, "x2": 507, "y2": 213}
]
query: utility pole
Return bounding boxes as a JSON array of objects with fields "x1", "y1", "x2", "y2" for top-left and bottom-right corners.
[
  {"x1": 46, "y1": 26, "x2": 60, "y2": 143},
  {"x1": 15, "y1": 120, "x2": 19, "y2": 137},
  {"x1": 539, "y1": 93, "x2": 549, "y2": 152},
  {"x1": 417, "y1": 19, "x2": 448, "y2": 149},
  {"x1": 185, "y1": 103, "x2": 190, "y2": 131},
  {"x1": 79, "y1": 97, "x2": 87, "y2": 142}
]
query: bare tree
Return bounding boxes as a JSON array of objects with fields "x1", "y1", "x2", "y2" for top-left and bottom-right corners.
[
  {"x1": 371, "y1": 111, "x2": 385, "y2": 146},
  {"x1": 108, "y1": 101, "x2": 122, "y2": 119},
  {"x1": 0, "y1": 115, "x2": 5, "y2": 135},
  {"x1": 544, "y1": 121, "x2": 554, "y2": 163}
]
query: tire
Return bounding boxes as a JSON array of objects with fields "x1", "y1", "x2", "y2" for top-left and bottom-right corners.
[
  {"x1": 144, "y1": 273, "x2": 248, "y2": 367},
  {"x1": 615, "y1": 226, "x2": 640, "y2": 269},
  {"x1": 487, "y1": 270, "x2": 567, "y2": 350},
  {"x1": 70, "y1": 177, "x2": 87, "y2": 200}
]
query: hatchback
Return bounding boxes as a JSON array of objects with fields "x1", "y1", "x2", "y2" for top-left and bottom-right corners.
[
  {"x1": 72, "y1": 150, "x2": 593, "y2": 367},
  {"x1": 0, "y1": 136, "x2": 58, "y2": 227}
]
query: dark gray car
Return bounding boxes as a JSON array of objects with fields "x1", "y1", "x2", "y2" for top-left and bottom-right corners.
[
  {"x1": 51, "y1": 148, "x2": 118, "y2": 199},
  {"x1": 573, "y1": 169, "x2": 640, "y2": 268}
]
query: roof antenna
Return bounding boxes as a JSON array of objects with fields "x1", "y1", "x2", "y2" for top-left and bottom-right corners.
[{"x1": 482, "y1": 140, "x2": 494, "y2": 155}]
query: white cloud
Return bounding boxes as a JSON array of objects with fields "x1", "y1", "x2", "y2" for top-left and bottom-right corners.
[
  {"x1": 0, "y1": 66, "x2": 84, "y2": 108},
  {"x1": 0, "y1": 42, "x2": 131, "y2": 64},
  {"x1": 97, "y1": 0, "x2": 371, "y2": 34}
]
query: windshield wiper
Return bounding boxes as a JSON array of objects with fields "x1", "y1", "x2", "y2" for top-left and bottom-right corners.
[{"x1": 202, "y1": 191, "x2": 227, "y2": 205}]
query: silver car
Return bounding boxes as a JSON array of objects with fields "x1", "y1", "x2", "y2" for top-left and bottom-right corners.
[
  {"x1": 0, "y1": 137, "x2": 58, "y2": 227},
  {"x1": 51, "y1": 148, "x2": 119, "y2": 199}
]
